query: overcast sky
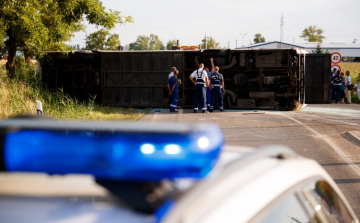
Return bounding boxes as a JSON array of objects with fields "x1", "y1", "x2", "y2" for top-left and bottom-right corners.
[{"x1": 68, "y1": 0, "x2": 360, "y2": 49}]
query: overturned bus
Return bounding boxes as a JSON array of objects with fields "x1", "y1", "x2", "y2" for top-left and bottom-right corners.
[{"x1": 40, "y1": 48, "x2": 331, "y2": 110}]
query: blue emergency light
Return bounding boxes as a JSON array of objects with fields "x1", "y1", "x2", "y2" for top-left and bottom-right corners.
[{"x1": 1, "y1": 120, "x2": 223, "y2": 181}]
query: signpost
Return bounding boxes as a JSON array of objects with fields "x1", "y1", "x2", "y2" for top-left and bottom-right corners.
[
  {"x1": 331, "y1": 52, "x2": 342, "y2": 72},
  {"x1": 331, "y1": 52, "x2": 342, "y2": 64}
]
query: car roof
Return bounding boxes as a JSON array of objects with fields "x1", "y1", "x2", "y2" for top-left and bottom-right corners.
[{"x1": 161, "y1": 145, "x2": 357, "y2": 223}]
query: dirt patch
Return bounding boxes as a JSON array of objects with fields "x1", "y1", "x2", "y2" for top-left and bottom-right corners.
[
  {"x1": 0, "y1": 59, "x2": 37, "y2": 67},
  {"x1": 0, "y1": 60, "x2": 6, "y2": 66}
]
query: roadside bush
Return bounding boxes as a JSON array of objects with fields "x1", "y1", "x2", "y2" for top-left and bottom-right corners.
[{"x1": 0, "y1": 59, "x2": 145, "y2": 120}]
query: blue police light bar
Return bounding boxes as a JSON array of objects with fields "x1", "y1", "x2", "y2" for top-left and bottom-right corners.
[{"x1": 0, "y1": 120, "x2": 223, "y2": 181}]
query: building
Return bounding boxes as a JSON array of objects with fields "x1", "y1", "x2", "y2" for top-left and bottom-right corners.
[{"x1": 238, "y1": 41, "x2": 360, "y2": 61}]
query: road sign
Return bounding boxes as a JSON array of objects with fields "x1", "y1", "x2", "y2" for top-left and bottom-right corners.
[
  {"x1": 331, "y1": 64, "x2": 341, "y2": 72},
  {"x1": 331, "y1": 52, "x2": 342, "y2": 64}
]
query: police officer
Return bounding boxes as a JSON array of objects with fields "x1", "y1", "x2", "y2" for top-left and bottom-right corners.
[
  {"x1": 189, "y1": 63, "x2": 209, "y2": 113},
  {"x1": 204, "y1": 67, "x2": 213, "y2": 108},
  {"x1": 209, "y1": 58, "x2": 225, "y2": 112},
  {"x1": 168, "y1": 67, "x2": 181, "y2": 110},
  {"x1": 168, "y1": 67, "x2": 176, "y2": 79},
  {"x1": 167, "y1": 70, "x2": 179, "y2": 112}
]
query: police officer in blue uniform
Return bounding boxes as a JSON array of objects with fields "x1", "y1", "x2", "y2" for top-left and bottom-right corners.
[
  {"x1": 209, "y1": 58, "x2": 225, "y2": 112},
  {"x1": 167, "y1": 70, "x2": 179, "y2": 112},
  {"x1": 204, "y1": 68, "x2": 213, "y2": 108},
  {"x1": 189, "y1": 63, "x2": 209, "y2": 113}
]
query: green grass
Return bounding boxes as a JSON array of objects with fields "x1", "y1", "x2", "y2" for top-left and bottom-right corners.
[
  {"x1": 351, "y1": 95, "x2": 360, "y2": 103},
  {"x1": 0, "y1": 59, "x2": 148, "y2": 121}
]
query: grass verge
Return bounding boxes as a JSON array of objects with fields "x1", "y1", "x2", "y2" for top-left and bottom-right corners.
[
  {"x1": 0, "y1": 59, "x2": 148, "y2": 121},
  {"x1": 339, "y1": 62, "x2": 360, "y2": 80}
]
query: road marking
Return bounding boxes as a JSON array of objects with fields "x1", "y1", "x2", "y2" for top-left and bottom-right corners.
[
  {"x1": 295, "y1": 112, "x2": 360, "y2": 126},
  {"x1": 283, "y1": 115, "x2": 360, "y2": 177}
]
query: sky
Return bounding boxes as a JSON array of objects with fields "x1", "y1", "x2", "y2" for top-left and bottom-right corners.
[{"x1": 67, "y1": 0, "x2": 360, "y2": 49}]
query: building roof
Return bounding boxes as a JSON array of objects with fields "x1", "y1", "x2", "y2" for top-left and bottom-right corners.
[{"x1": 241, "y1": 41, "x2": 360, "y2": 49}]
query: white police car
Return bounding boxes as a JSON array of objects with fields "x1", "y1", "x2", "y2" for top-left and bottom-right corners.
[{"x1": 0, "y1": 119, "x2": 358, "y2": 223}]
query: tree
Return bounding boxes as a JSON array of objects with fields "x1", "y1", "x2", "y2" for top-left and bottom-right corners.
[
  {"x1": 300, "y1": 26, "x2": 325, "y2": 43},
  {"x1": 166, "y1": 39, "x2": 177, "y2": 50},
  {"x1": 129, "y1": 34, "x2": 164, "y2": 50},
  {"x1": 86, "y1": 29, "x2": 120, "y2": 50},
  {"x1": 106, "y1": 34, "x2": 121, "y2": 50},
  {"x1": 253, "y1": 33, "x2": 266, "y2": 43},
  {"x1": 312, "y1": 43, "x2": 330, "y2": 54},
  {"x1": 149, "y1": 34, "x2": 164, "y2": 50},
  {"x1": 200, "y1": 36, "x2": 220, "y2": 49},
  {"x1": 0, "y1": 0, "x2": 132, "y2": 77}
]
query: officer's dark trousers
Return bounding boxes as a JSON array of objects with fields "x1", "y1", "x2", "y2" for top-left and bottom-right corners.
[
  {"x1": 209, "y1": 86, "x2": 223, "y2": 112},
  {"x1": 206, "y1": 87, "x2": 211, "y2": 107},
  {"x1": 170, "y1": 91, "x2": 178, "y2": 111},
  {"x1": 194, "y1": 84, "x2": 207, "y2": 113},
  {"x1": 332, "y1": 85, "x2": 341, "y2": 103}
]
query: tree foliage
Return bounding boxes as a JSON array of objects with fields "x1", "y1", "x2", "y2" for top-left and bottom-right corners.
[
  {"x1": 300, "y1": 26, "x2": 325, "y2": 43},
  {"x1": 86, "y1": 29, "x2": 120, "y2": 50},
  {"x1": 166, "y1": 39, "x2": 177, "y2": 50},
  {"x1": 0, "y1": 0, "x2": 133, "y2": 77},
  {"x1": 129, "y1": 34, "x2": 164, "y2": 50},
  {"x1": 200, "y1": 36, "x2": 220, "y2": 49},
  {"x1": 253, "y1": 33, "x2": 266, "y2": 43},
  {"x1": 312, "y1": 43, "x2": 330, "y2": 54}
]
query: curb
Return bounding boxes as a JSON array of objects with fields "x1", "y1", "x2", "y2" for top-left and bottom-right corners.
[{"x1": 341, "y1": 131, "x2": 360, "y2": 147}]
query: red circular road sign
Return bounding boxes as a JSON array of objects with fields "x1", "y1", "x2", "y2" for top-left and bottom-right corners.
[
  {"x1": 332, "y1": 64, "x2": 341, "y2": 73},
  {"x1": 331, "y1": 52, "x2": 342, "y2": 64}
]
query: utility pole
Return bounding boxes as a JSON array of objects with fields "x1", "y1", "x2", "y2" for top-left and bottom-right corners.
[
  {"x1": 239, "y1": 33, "x2": 247, "y2": 48},
  {"x1": 228, "y1": 41, "x2": 230, "y2": 49},
  {"x1": 205, "y1": 33, "x2": 207, "y2": 49}
]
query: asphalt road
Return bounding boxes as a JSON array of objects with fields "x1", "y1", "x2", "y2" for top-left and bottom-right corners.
[{"x1": 139, "y1": 103, "x2": 360, "y2": 217}]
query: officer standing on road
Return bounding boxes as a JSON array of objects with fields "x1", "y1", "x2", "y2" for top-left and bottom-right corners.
[
  {"x1": 209, "y1": 58, "x2": 225, "y2": 112},
  {"x1": 204, "y1": 67, "x2": 213, "y2": 108},
  {"x1": 167, "y1": 70, "x2": 179, "y2": 112},
  {"x1": 189, "y1": 63, "x2": 209, "y2": 113},
  {"x1": 168, "y1": 67, "x2": 181, "y2": 110}
]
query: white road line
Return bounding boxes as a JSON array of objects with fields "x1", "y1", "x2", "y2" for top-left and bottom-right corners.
[
  {"x1": 295, "y1": 112, "x2": 360, "y2": 126},
  {"x1": 283, "y1": 115, "x2": 360, "y2": 177}
]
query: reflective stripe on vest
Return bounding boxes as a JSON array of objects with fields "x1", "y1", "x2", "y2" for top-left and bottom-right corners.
[
  {"x1": 196, "y1": 69, "x2": 205, "y2": 83},
  {"x1": 211, "y1": 73, "x2": 222, "y2": 85}
]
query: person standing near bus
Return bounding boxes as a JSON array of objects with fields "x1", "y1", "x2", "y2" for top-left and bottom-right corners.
[
  {"x1": 189, "y1": 64, "x2": 209, "y2": 113},
  {"x1": 167, "y1": 70, "x2": 179, "y2": 112},
  {"x1": 204, "y1": 67, "x2": 213, "y2": 108},
  {"x1": 345, "y1": 71, "x2": 352, "y2": 104},
  {"x1": 209, "y1": 58, "x2": 225, "y2": 112},
  {"x1": 331, "y1": 71, "x2": 342, "y2": 104}
]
